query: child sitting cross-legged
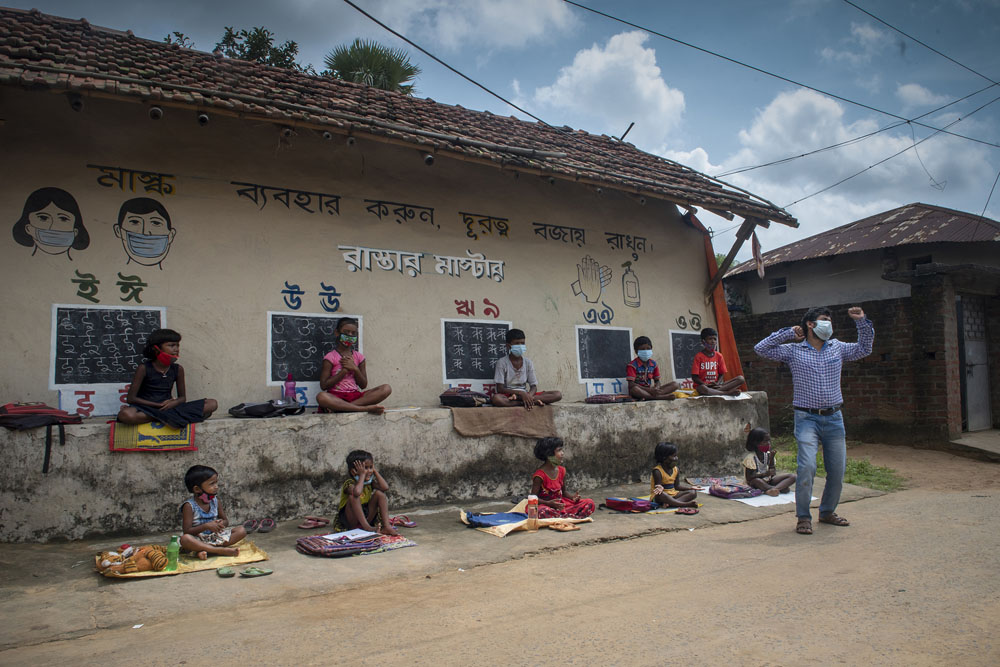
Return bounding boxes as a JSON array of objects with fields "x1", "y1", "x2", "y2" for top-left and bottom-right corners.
[
  {"x1": 491, "y1": 328, "x2": 562, "y2": 410},
  {"x1": 334, "y1": 449, "x2": 399, "y2": 536},
  {"x1": 530, "y1": 437, "x2": 596, "y2": 519},
  {"x1": 627, "y1": 335, "x2": 679, "y2": 400},
  {"x1": 180, "y1": 464, "x2": 246, "y2": 559},
  {"x1": 650, "y1": 442, "x2": 703, "y2": 509},
  {"x1": 691, "y1": 327, "x2": 746, "y2": 396},
  {"x1": 743, "y1": 427, "x2": 795, "y2": 496}
]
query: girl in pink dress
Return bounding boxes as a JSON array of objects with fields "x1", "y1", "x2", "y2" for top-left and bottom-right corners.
[
  {"x1": 316, "y1": 317, "x2": 392, "y2": 414},
  {"x1": 529, "y1": 437, "x2": 596, "y2": 519}
]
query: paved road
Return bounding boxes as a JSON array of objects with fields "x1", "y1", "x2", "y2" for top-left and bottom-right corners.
[{"x1": 3, "y1": 484, "x2": 997, "y2": 665}]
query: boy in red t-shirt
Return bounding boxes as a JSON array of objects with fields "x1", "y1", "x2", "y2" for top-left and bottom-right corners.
[
  {"x1": 691, "y1": 328, "x2": 745, "y2": 396},
  {"x1": 626, "y1": 336, "x2": 679, "y2": 400}
]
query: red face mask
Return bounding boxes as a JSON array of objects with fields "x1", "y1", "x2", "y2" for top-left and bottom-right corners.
[
  {"x1": 758, "y1": 444, "x2": 771, "y2": 453},
  {"x1": 154, "y1": 345, "x2": 178, "y2": 366}
]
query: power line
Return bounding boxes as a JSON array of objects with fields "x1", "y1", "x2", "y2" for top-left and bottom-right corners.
[
  {"x1": 841, "y1": 0, "x2": 998, "y2": 85},
  {"x1": 784, "y1": 93, "x2": 1000, "y2": 208},
  {"x1": 562, "y1": 0, "x2": 1000, "y2": 150},
  {"x1": 715, "y1": 82, "x2": 998, "y2": 178}
]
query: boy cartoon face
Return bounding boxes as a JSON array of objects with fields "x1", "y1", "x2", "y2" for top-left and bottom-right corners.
[{"x1": 114, "y1": 198, "x2": 175, "y2": 267}]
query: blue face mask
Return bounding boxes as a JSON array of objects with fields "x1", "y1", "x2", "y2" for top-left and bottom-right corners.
[
  {"x1": 353, "y1": 475, "x2": 372, "y2": 484},
  {"x1": 509, "y1": 344, "x2": 526, "y2": 357},
  {"x1": 813, "y1": 320, "x2": 833, "y2": 341},
  {"x1": 33, "y1": 228, "x2": 76, "y2": 247},
  {"x1": 125, "y1": 230, "x2": 170, "y2": 258},
  {"x1": 637, "y1": 349, "x2": 653, "y2": 361}
]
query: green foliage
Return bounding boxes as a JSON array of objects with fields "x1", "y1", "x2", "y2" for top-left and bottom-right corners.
[
  {"x1": 216, "y1": 26, "x2": 314, "y2": 73},
  {"x1": 715, "y1": 252, "x2": 727, "y2": 268},
  {"x1": 163, "y1": 32, "x2": 195, "y2": 49},
  {"x1": 772, "y1": 435, "x2": 906, "y2": 492},
  {"x1": 323, "y1": 39, "x2": 421, "y2": 94}
]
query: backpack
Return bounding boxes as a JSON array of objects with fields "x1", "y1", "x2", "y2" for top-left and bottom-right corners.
[
  {"x1": 601, "y1": 497, "x2": 656, "y2": 512},
  {"x1": 584, "y1": 394, "x2": 634, "y2": 404},
  {"x1": 439, "y1": 388, "x2": 489, "y2": 408},
  {"x1": 0, "y1": 402, "x2": 83, "y2": 473},
  {"x1": 708, "y1": 483, "x2": 762, "y2": 499},
  {"x1": 228, "y1": 399, "x2": 305, "y2": 419}
]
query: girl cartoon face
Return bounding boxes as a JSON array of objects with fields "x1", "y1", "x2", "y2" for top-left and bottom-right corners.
[
  {"x1": 114, "y1": 197, "x2": 175, "y2": 267},
  {"x1": 11, "y1": 187, "x2": 89, "y2": 258}
]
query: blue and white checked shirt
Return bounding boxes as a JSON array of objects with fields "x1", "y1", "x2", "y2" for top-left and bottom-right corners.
[{"x1": 754, "y1": 319, "x2": 874, "y2": 409}]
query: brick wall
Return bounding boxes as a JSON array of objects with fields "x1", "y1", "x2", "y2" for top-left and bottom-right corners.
[
  {"x1": 988, "y1": 296, "x2": 1000, "y2": 429},
  {"x1": 732, "y1": 295, "x2": 951, "y2": 443}
]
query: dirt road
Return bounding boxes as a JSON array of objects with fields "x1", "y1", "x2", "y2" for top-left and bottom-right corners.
[{"x1": 3, "y1": 445, "x2": 998, "y2": 665}]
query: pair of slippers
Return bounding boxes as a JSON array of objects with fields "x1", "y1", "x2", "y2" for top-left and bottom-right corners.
[
  {"x1": 389, "y1": 515, "x2": 417, "y2": 528},
  {"x1": 217, "y1": 566, "x2": 272, "y2": 578},
  {"x1": 242, "y1": 518, "x2": 276, "y2": 533},
  {"x1": 547, "y1": 521, "x2": 580, "y2": 532},
  {"x1": 675, "y1": 507, "x2": 699, "y2": 515},
  {"x1": 297, "y1": 516, "x2": 330, "y2": 530}
]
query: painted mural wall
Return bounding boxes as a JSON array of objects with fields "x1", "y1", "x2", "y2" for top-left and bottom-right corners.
[{"x1": 0, "y1": 88, "x2": 716, "y2": 414}]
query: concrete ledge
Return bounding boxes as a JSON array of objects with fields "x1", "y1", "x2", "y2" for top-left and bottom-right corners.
[{"x1": 0, "y1": 393, "x2": 768, "y2": 542}]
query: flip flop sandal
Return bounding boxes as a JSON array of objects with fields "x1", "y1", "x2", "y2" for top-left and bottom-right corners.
[
  {"x1": 389, "y1": 515, "x2": 417, "y2": 528},
  {"x1": 298, "y1": 518, "x2": 326, "y2": 529},
  {"x1": 216, "y1": 566, "x2": 235, "y2": 578},
  {"x1": 242, "y1": 519, "x2": 259, "y2": 533},
  {"x1": 257, "y1": 518, "x2": 276, "y2": 533},
  {"x1": 547, "y1": 522, "x2": 580, "y2": 532},
  {"x1": 796, "y1": 519, "x2": 813, "y2": 535},
  {"x1": 239, "y1": 566, "x2": 273, "y2": 578},
  {"x1": 676, "y1": 507, "x2": 699, "y2": 515},
  {"x1": 819, "y1": 513, "x2": 850, "y2": 526},
  {"x1": 304, "y1": 516, "x2": 330, "y2": 525}
]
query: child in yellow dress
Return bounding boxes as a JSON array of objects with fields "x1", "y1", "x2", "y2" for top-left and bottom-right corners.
[{"x1": 650, "y1": 442, "x2": 702, "y2": 511}]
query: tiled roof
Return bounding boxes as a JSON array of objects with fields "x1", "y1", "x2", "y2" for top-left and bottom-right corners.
[
  {"x1": 0, "y1": 7, "x2": 796, "y2": 226},
  {"x1": 725, "y1": 202, "x2": 1000, "y2": 278}
]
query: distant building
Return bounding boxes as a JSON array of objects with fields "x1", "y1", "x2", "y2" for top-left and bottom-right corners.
[{"x1": 724, "y1": 203, "x2": 1000, "y2": 442}]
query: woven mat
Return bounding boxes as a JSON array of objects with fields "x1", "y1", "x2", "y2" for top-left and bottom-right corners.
[
  {"x1": 109, "y1": 421, "x2": 196, "y2": 452},
  {"x1": 358, "y1": 533, "x2": 417, "y2": 555},
  {"x1": 450, "y1": 405, "x2": 556, "y2": 438},
  {"x1": 460, "y1": 500, "x2": 592, "y2": 538},
  {"x1": 95, "y1": 539, "x2": 267, "y2": 578}
]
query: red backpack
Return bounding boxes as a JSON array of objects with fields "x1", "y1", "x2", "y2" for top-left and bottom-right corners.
[{"x1": 602, "y1": 497, "x2": 656, "y2": 512}]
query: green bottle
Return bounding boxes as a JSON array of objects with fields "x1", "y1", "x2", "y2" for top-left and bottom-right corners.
[{"x1": 166, "y1": 535, "x2": 179, "y2": 571}]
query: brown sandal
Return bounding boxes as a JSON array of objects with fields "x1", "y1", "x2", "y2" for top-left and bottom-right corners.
[
  {"x1": 796, "y1": 518, "x2": 813, "y2": 535},
  {"x1": 819, "y1": 513, "x2": 850, "y2": 526}
]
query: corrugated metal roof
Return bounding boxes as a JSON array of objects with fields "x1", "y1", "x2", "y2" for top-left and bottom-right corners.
[
  {"x1": 0, "y1": 7, "x2": 796, "y2": 226},
  {"x1": 725, "y1": 203, "x2": 1000, "y2": 278}
]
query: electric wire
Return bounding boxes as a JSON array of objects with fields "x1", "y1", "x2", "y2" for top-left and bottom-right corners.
[{"x1": 562, "y1": 0, "x2": 1000, "y2": 150}]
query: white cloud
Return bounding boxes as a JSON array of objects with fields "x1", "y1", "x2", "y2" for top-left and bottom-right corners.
[
  {"x1": 386, "y1": 0, "x2": 578, "y2": 51},
  {"x1": 528, "y1": 31, "x2": 685, "y2": 151},
  {"x1": 896, "y1": 83, "x2": 950, "y2": 109},
  {"x1": 820, "y1": 21, "x2": 891, "y2": 66}
]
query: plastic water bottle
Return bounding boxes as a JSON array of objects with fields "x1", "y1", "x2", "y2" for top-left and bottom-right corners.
[
  {"x1": 283, "y1": 373, "x2": 296, "y2": 403},
  {"x1": 526, "y1": 495, "x2": 539, "y2": 532},
  {"x1": 166, "y1": 535, "x2": 179, "y2": 571}
]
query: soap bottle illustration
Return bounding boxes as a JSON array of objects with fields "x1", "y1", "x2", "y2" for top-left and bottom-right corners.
[{"x1": 622, "y1": 261, "x2": 640, "y2": 308}]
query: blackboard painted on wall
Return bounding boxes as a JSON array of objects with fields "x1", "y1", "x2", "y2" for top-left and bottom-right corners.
[
  {"x1": 669, "y1": 330, "x2": 704, "y2": 380},
  {"x1": 49, "y1": 304, "x2": 166, "y2": 387},
  {"x1": 267, "y1": 312, "x2": 361, "y2": 384},
  {"x1": 441, "y1": 319, "x2": 511, "y2": 381},
  {"x1": 576, "y1": 325, "x2": 633, "y2": 381}
]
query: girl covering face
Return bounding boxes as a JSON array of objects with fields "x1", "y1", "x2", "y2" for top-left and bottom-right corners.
[{"x1": 11, "y1": 187, "x2": 90, "y2": 258}]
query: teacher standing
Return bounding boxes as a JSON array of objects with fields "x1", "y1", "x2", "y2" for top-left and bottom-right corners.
[{"x1": 754, "y1": 306, "x2": 874, "y2": 535}]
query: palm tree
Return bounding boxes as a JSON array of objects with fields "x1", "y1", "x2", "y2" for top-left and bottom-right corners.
[{"x1": 324, "y1": 39, "x2": 421, "y2": 94}]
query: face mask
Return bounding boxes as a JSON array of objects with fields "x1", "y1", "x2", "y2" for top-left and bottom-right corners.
[
  {"x1": 353, "y1": 475, "x2": 372, "y2": 484},
  {"x1": 339, "y1": 334, "x2": 358, "y2": 346},
  {"x1": 34, "y1": 228, "x2": 76, "y2": 247},
  {"x1": 509, "y1": 344, "x2": 526, "y2": 357},
  {"x1": 547, "y1": 455, "x2": 561, "y2": 466},
  {"x1": 758, "y1": 444, "x2": 770, "y2": 454},
  {"x1": 198, "y1": 492, "x2": 215, "y2": 503},
  {"x1": 154, "y1": 345, "x2": 178, "y2": 366},
  {"x1": 637, "y1": 350, "x2": 653, "y2": 361},
  {"x1": 125, "y1": 230, "x2": 170, "y2": 258},
  {"x1": 704, "y1": 342, "x2": 717, "y2": 352},
  {"x1": 813, "y1": 320, "x2": 833, "y2": 341}
]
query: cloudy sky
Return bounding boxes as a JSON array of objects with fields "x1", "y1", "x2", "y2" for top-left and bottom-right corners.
[{"x1": 11, "y1": 0, "x2": 1000, "y2": 260}]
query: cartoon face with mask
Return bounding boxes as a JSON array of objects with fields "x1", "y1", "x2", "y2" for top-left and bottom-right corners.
[
  {"x1": 114, "y1": 197, "x2": 176, "y2": 268},
  {"x1": 11, "y1": 187, "x2": 90, "y2": 259}
]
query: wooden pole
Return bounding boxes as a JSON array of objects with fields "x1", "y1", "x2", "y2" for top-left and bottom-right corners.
[{"x1": 704, "y1": 216, "x2": 760, "y2": 301}]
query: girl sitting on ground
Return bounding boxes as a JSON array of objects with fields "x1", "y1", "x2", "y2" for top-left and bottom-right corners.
[
  {"x1": 335, "y1": 449, "x2": 398, "y2": 536},
  {"x1": 651, "y1": 442, "x2": 702, "y2": 510},
  {"x1": 316, "y1": 317, "x2": 391, "y2": 414},
  {"x1": 117, "y1": 328, "x2": 217, "y2": 427},
  {"x1": 743, "y1": 427, "x2": 796, "y2": 496},
  {"x1": 530, "y1": 437, "x2": 596, "y2": 519},
  {"x1": 180, "y1": 464, "x2": 245, "y2": 559}
]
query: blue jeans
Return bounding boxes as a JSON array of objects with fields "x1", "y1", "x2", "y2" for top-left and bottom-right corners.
[{"x1": 794, "y1": 410, "x2": 846, "y2": 519}]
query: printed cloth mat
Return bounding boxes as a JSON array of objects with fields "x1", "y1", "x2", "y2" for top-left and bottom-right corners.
[
  {"x1": 109, "y1": 421, "x2": 196, "y2": 452},
  {"x1": 95, "y1": 539, "x2": 267, "y2": 578},
  {"x1": 460, "y1": 499, "x2": 592, "y2": 537},
  {"x1": 297, "y1": 533, "x2": 417, "y2": 557},
  {"x1": 686, "y1": 476, "x2": 813, "y2": 507},
  {"x1": 610, "y1": 495, "x2": 704, "y2": 515},
  {"x1": 450, "y1": 405, "x2": 556, "y2": 438}
]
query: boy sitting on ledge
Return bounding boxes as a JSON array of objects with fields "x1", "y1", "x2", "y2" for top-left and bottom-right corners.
[
  {"x1": 490, "y1": 328, "x2": 562, "y2": 410},
  {"x1": 692, "y1": 327, "x2": 745, "y2": 397}
]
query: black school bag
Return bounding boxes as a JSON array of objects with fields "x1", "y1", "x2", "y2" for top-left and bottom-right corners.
[
  {"x1": 228, "y1": 399, "x2": 305, "y2": 418},
  {"x1": 439, "y1": 388, "x2": 490, "y2": 408},
  {"x1": 0, "y1": 402, "x2": 83, "y2": 473}
]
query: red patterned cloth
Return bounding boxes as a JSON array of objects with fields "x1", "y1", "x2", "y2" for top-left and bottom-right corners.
[{"x1": 533, "y1": 466, "x2": 596, "y2": 519}]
